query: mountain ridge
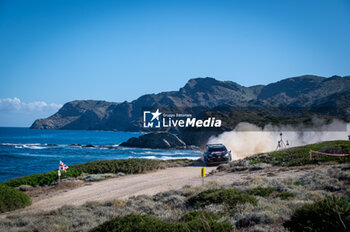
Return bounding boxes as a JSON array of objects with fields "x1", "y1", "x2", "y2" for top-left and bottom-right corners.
[{"x1": 30, "y1": 75, "x2": 350, "y2": 131}]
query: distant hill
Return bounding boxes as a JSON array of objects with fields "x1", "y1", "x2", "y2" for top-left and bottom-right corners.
[{"x1": 31, "y1": 75, "x2": 350, "y2": 132}]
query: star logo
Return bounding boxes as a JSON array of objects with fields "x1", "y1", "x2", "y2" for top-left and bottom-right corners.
[{"x1": 150, "y1": 109, "x2": 162, "y2": 121}]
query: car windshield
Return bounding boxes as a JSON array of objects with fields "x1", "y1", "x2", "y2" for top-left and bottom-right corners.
[{"x1": 208, "y1": 147, "x2": 227, "y2": 152}]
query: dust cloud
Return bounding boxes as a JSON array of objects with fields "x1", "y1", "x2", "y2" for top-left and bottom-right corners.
[{"x1": 208, "y1": 119, "x2": 350, "y2": 160}]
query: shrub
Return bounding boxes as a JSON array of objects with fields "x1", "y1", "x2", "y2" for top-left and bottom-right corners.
[
  {"x1": 294, "y1": 181, "x2": 306, "y2": 186},
  {"x1": 72, "y1": 158, "x2": 161, "y2": 175},
  {"x1": 276, "y1": 192, "x2": 294, "y2": 200},
  {"x1": 188, "y1": 188, "x2": 257, "y2": 209},
  {"x1": 284, "y1": 196, "x2": 350, "y2": 232},
  {"x1": 247, "y1": 187, "x2": 275, "y2": 197},
  {"x1": 177, "y1": 211, "x2": 232, "y2": 231},
  {"x1": 0, "y1": 184, "x2": 32, "y2": 213},
  {"x1": 235, "y1": 211, "x2": 275, "y2": 228},
  {"x1": 91, "y1": 214, "x2": 171, "y2": 232},
  {"x1": 91, "y1": 211, "x2": 232, "y2": 232}
]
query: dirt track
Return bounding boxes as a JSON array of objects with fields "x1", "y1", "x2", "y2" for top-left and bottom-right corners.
[
  {"x1": 1, "y1": 164, "x2": 327, "y2": 217},
  {"x1": 16, "y1": 166, "x2": 216, "y2": 214}
]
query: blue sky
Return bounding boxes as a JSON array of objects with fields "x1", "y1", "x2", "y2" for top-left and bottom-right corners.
[{"x1": 0, "y1": 0, "x2": 350, "y2": 126}]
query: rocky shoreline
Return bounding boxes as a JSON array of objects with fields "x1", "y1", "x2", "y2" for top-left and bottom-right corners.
[{"x1": 119, "y1": 131, "x2": 200, "y2": 150}]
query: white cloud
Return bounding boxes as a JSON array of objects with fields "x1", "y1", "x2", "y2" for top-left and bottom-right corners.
[
  {"x1": 0, "y1": 97, "x2": 62, "y2": 114},
  {"x1": 0, "y1": 97, "x2": 62, "y2": 126}
]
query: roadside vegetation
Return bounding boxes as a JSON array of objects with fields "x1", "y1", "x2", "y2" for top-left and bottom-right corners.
[
  {"x1": 284, "y1": 196, "x2": 350, "y2": 232},
  {"x1": 91, "y1": 211, "x2": 232, "y2": 232},
  {"x1": 248, "y1": 140, "x2": 350, "y2": 167},
  {"x1": 0, "y1": 184, "x2": 31, "y2": 213},
  {"x1": 188, "y1": 188, "x2": 257, "y2": 209}
]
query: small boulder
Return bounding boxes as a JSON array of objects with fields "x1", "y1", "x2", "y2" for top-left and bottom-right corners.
[
  {"x1": 83, "y1": 144, "x2": 95, "y2": 148},
  {"x1": 18, "y1": 185, "x2": 33, "y2": 191},
  {"x1": 69, "y1": 144, "x2": 81, "y2": 147}
]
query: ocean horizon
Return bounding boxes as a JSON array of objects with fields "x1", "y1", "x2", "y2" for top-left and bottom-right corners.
[{"x1": 0, "y1": 127, "x2": 201, "y2": 182}]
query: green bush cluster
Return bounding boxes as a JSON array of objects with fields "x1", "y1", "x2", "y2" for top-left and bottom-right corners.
[
  {"x1": 294, "y1": 181, "x2": 306, "y2": 186},
  {"x1": 188, "y1": 188, "x2": 257, "y2": 209},
  {"x1": 0, "y1": 184, "x2": 32, "y2": 213},
  {"x1": 284, "y1": 196, "x2": 350, "y2": 232},
  {"x1": 4, "y1": 158, "x2": 163, "y2": 188},
  {"x1": 91, "y1": 211, "x2": 232, "y2": 232},
  {"x1": 73, "y1": 158, "x2": 161, "y2": 174},
  {"x1": 247, "y1": 187, "x2": 275, "y2": 197},
  {"x1": 276, "y1": 192, "x2": 294, "y2": 200},
  {"x1": 249, "y1": 141, "x2": 350, "y2": 167}
]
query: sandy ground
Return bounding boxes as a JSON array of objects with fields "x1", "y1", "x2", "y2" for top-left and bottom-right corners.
[{"x1": 1, "y1": 164, "x2": 329, "y2": 217}]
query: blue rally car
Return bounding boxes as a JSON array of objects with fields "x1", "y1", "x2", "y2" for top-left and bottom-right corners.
[{"x1": 202, "y1": 144, "x2": 232, "y2": 165}]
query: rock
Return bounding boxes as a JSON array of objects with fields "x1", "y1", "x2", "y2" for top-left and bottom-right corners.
[
  {"x1": 83, "y1": 144, "x2": 95, "y2": 148},
  {"x1": 46, "y1": 144, "x2": 58, "y2": 146},
  {"x1": 119, "y1": 132, "x2": 187, "y2": 149},
  {"x1": 17, "y1": 185, "x2": 33, "y2": 191},
  {"x1": 79, "y1": 173, "x2": 117, "y2": 182},
  {"x1": 250, "y1": 163, "x2": 272, "y2": 170},
  {"x1": 69, "y1": 144, "x2": 81, "y2": 147},
  {"x1": 51, "y1": 177, "x2": 76, "y2": 185},
  {"x1": 217, "y1": 163, "x2": 230, "y2": 172}
]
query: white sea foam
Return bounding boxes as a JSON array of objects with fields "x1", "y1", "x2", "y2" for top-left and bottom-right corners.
[
  {"x1": 10, "y1": 144, "x2": 47, "y2": 149},
  {"x1": 143, "y1": 156, "x2": 158, "y2": 159},
  {"x1": 13, "y1": 153, "x2": 60, "y2": 157},
  {"x1": 1, "y1": 143, "x2": 40, "y2": 146}
]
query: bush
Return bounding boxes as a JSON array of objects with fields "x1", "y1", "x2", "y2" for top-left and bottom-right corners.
[
  {"x1": 177, "y1": 211, "x2": 232, "y2": 231},
  {"x1": 247, "y1": 187, "x2": 275, "y2": 197},
  {"x1": 4, "y1": 158, "x2": 162, "y2": 187},
  {"x1": 284, "y1": 196, "x2": 350, "y2": 232},
  {"x1": 0, "y1": 184, "x2": 32, "y2": 213},
  {"x1": 276, "y1": 192, "x2": 294, "y2": 200},
  {"x1": 73, "y1": 158, "x2": 161, "y2": 175},
  {"x1": 188, "y1": 188, "x2": 257, "y2": 209},
  {"x1": 91, "y1": 211, "x2": 232, "y2": 232},
  {"x1": 294, "y1": 181, "x2": 306, "y2": 186}
]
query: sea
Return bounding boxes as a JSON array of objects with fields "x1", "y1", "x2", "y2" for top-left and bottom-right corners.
[{"x1": 0, "y1": 127, "x2": 202, "y2": 183}]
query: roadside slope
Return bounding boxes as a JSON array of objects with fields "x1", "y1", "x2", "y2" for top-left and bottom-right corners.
[{"x1": 4, "y1": 163, "x2": 333, "y2": 216}]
